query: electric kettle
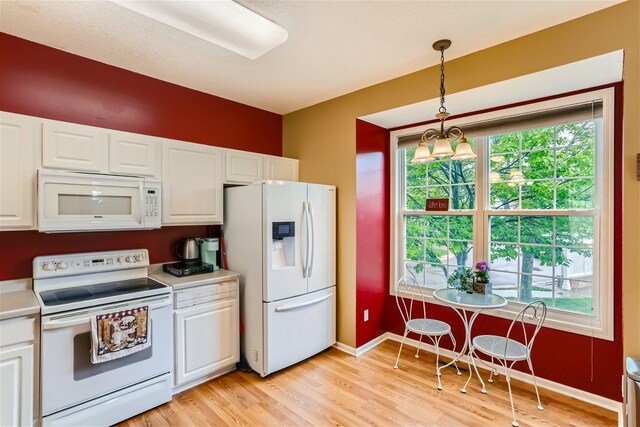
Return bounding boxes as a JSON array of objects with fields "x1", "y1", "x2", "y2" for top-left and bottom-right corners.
[{"x1": 175, "y1": 238, "x2": 200, "y2": 263}]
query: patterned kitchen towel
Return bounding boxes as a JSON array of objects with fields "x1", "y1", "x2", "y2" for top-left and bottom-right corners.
[{"x1": 90, "y1": 305, "x2": 150, "y2": 364}]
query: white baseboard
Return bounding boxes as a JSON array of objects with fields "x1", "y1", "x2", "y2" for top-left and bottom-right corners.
[
  {"x1": 340, "y1": 332, "x2": 623, "y2": 424},
  {"x1": 334, "y1": 333, "x2": 387, "y2": 358}
]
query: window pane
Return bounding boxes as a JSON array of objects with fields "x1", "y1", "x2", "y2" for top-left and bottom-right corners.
[
  {"x1": 406, "y1": 187, "x2": 426, "y2": 210},
  {"x1": 404, "y1": 261, "x2": 425, "y2": 286},
  {"x1": 490, "y1": 132, "x2": 519, "y2": 154},
  {"x1": 490, "y1": 216, "x2": 518, "y2": 243},
  {"x1": 555, "y1": 279, "x2": 592, "y2": 315},
  {"x1": 450, "y1": 216, "x2": 473, "y2": 240},
  {"x1": 520, "y1": 245, "x2": 554, "y2": 277},
  {"x1": 556, "y1": 247, "x2": 594, "y2": 279},
  {"x1": 520, "y1": 216, "x2": 553, "y2": 245},
  {"x1": 491, "y1": 272, "x2": 520, "y2": 300},
  {"x1": 405, "y1": 238, "x2": 424, "y2": 262},
  {"x1": 522, "y1": 127, "x2": 554, "y2": 151},
  {"x1": 519, "y1": 275, "x2": 554, "y2": 304},
  {"x1": 424, "y1": 263, "x2": 448, "y2": 289},
  {"x1": 556, "y1": 121, "x2": 595, "y2": 147},
  {"x1": 425, "y1": 239, "x2": 448, "y2": 264},
  {"x1": 427, "y1": 185, "x2": 449, "y2": 200},
  {"x1": 521, "y1": 149, "x2": 554, "y2": 179},
  {"x1": 451, "y1": 160, "x2": 476, "y2": 184},
  {"x1": 427, "y1": 161, "x2": 449, "y2": 186},
  {"x1": 490, "y1": 182, "x2": 519, "y2": 210},
  {"x1": 425, "y1": 215, "x2": 447, "y2": 239},
  {"x1": 556, "y1": 216, "x2": 594, "y2": 247},
  {"x1": 556, "y1": 178, "x2": 595, "y2": 209},
  {"x1": 405, "y1": 215, "x2": 424, "y2": 238},
  {"x1": 406, "y1": 163, "x2": 426, "y2": 187},
  {"x1": 556, "y1": 145, "x2": 594, "y2": 178},
  {"x1": 490, "y1": 153, "x2": 519, "y2": 181},
  {"x1": 521, "y1": 181, "x2": 554, "y2": 209},
  {"x1": 449, "y1": 242, "x2": 473, "y2": 267},
  {"x1": 451, "y1": 184, "x2": 475, "y2": 210},
  {"x1": 490, "y1": 243, "x2": 519, "y2": 273}
]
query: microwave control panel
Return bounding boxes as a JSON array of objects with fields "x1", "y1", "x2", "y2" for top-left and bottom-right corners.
[{"x1": 144, "y1": 188, "x2": 160, "y2": 218}]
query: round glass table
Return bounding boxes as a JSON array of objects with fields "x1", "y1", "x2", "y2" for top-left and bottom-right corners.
[{"x1": 433, "y1": 288, "x2": 507, "y2": 394}]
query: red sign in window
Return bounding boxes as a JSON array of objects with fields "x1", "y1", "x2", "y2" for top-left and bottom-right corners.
[{"x1": 425, "y1": 198, "x2": 449, "y2": 211}]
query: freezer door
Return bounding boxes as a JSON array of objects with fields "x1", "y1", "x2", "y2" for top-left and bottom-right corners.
[
  {"x1": 264, "y1": 181, "x2": 309, "y2": 302},
  {"x1": 263, "y1": 287, "x2": 336, "y2": 376},
  {"x1": 307, "y1": 184, "x2": 336, "y2": 293}
]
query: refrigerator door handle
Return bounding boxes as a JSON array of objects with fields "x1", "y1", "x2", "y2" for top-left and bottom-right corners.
[
  {"x1": 308, "y1": 201, "x2": 315, "y2": 277},
  {"x1": 302, "y1": 201, "x2": 309, "y2": 278},
  {"x1": 274, "y1": 293, "x2": 332, "y2": 312}
]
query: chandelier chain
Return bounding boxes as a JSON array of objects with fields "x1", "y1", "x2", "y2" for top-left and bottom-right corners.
[{"x1": 439, "y1": 47, "x2": 446, "y2": 114}]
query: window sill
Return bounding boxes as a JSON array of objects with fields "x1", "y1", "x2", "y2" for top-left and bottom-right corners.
[{"x1": 390, "y1": 287, "x2": 613, "y2": 341}]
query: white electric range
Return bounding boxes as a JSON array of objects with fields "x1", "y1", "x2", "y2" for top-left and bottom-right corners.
[{"x1": 33, "y1": 249, "x2": 172, "y2": 426}]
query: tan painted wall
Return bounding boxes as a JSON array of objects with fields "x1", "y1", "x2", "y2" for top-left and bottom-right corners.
[{"x1": 283, "y1": 0, "x2": 640, "y2": 349}]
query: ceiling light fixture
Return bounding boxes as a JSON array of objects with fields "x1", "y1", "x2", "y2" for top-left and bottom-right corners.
[
  {"x1": 411, "y1": 40, "x2": 476, "y2": 163},
  {"x1": 112, "y1": 0, "x2": 288, "y2": 60}
]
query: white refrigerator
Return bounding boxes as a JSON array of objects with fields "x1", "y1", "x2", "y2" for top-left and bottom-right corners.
[{"x1": 224, "y1": 181, "x2": 336, "y2": 377}]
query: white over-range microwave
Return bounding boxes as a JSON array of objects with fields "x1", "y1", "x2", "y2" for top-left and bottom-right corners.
[{"x1": 38, "y1": 170, "x2": 161, "y2": 233}]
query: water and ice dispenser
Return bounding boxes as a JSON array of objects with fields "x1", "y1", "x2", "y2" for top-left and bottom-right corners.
[{"x1": 271, "y1": 221, "x2": 295, "y2": 269}]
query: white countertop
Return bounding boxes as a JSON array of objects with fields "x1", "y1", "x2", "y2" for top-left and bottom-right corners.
[
  {"x1": 0, "y1": 289, "x2": 40, "y2": 320},
  {"x1": 148, "y1": 264, "x2": 241, "y2": 291}
]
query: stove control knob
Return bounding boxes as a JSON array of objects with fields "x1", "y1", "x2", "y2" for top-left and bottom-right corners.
[
  {"x1": 42, "y1": 262, "x2": 54, "y2": 271},
  {"x1": 135, "y1": 254, "x2": 144, "y2": 262},
  {"x1": 56, "y1": 262, "x2": 68, "y2": 270},
  {"x1": 125, "y1": 255, "x2": 134, "y2": 263},
  {"x1": 116, "y1": 256, "x2": 123, "y2": 263}
]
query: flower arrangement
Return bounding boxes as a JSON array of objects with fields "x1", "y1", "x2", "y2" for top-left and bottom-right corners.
[
  {"x1": 474, "y1": 261, "x2": 490, "y2": 283},
  {"x1": 447, "y1": 267, "x2": 474, "y2": 293}
]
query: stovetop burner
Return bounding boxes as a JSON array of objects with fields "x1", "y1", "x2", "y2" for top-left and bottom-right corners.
[
  {"x1": 39, "y1": 277, "x2": 167, "y2": 307},
  {"x1": 163, "y1": 261, "x2": 215, "y2": 277}
]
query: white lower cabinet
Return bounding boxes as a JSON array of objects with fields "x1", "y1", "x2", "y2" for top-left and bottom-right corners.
[
  {"x1": 173, "y1": 283, "x2": 239, "y2": 390},
  {"x1": 0, "y1": 316, "x2": 37, "y2": 427}
]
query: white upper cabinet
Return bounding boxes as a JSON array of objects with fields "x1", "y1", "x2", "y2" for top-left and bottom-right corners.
[
  {"x1": 264, "y1": 156, "x2": 299, "y2": 181},
  {"x1": 42, "y1": 121, "x2": 108, "y2": 173},
  {"x1": 162, "y1": 140, "x2": 223, "y2": 225},
  {"x1": 0, "y1": 113, "x2": 37, "y2": 230},
  {"x1": 109, "y1": 131, "x2": 159, "y2": 178},
  {"x1": 224, "y1": 150, "x2": 264, "y2": 184}
]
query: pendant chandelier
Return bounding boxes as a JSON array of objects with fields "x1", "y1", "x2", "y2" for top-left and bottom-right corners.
[{"x1": 411, "y1": 40, "x2": 476, "y2": 163}]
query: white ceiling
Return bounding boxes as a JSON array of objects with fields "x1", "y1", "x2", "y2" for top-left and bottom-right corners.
[{"x1": 0, "y1": 0, "x2": 623, "y2": 114}]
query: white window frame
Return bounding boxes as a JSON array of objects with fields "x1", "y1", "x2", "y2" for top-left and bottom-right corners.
[{"x1": 390, "y1": 88, "x2": 614, "y2": 340}]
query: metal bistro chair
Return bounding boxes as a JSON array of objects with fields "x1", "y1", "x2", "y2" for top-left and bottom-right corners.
[
  {"x1": 393, "y1": 276, "x2": 460, "y2": 389},
  {"x1": 471, "y1": 301, "x2": 547, "y2": 427}
]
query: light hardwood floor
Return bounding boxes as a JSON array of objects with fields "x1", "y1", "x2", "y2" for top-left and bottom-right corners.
[{"x1": 119, "y1": 340, "x2": 617, "y2": 426}]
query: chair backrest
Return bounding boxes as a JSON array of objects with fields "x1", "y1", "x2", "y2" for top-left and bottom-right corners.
[
  {"x1": 504, "y1": 300, "x2": 547, "y2": 357},
  {"x1": 395, "y1": 275, "x2": 428, "y2": 326}
]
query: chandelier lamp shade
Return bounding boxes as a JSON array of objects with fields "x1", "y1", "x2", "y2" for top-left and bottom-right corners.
[{"x1": 411, "y1": 40, "x2": 477, "y2": 163}]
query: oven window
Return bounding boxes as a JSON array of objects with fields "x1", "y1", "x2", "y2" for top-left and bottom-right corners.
[{"x1": 59, "y1": 194, "x2": 132, "y2": 215}]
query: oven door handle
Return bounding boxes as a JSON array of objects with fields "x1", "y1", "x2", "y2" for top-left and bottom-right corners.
[{"x1": 42, "y1": 296, "x2": 171, "y2": 330}]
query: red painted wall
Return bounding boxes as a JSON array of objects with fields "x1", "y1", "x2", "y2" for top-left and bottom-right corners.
[
  {"x1": 0, "y1": 33, "x2": 282, "y2": 280},
  {"x1": 355, "y1": 119, "x2": 390, "y2": 347},
  {"x1": 356, "y1": 83, "x2": 624, "y2": 401}
]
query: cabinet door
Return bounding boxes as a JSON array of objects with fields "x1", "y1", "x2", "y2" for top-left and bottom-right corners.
[
  {"x1": 42, "y1": 121, "x2": 108, "y2": 172},
  {"x1": 0, "y1": 344, "x2": 34, "y2": 427},
  {"x1": 109, "y1": 132, "x2": 159, "y2": 177},
  {"x1": 264, "y1": 157, "x2": 299, "y2": 181},
  {"x1": 162, "y1": 140, "x2": 223, "y2": 224},
  {"x1": 224, "y1": 150, "x2": 263, "y2": 184},
  {"x1": 0, "y1": 113, "x2": 36, "y2": 230},
  {"x1": 307, "y1": 184, "x2": 336, "y2": 293},
  {"x1": 174, "y1": 299, "x2": 239, "y2": 386}
]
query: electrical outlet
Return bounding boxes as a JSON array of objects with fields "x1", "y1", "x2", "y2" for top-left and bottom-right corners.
[{"x1": 364, "y1": 309, "x2": 369, "y2": 322}]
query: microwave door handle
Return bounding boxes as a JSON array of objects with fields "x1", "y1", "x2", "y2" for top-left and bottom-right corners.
[{"x1": 139, "y1": 181, "x2": 145, "y2": 225}]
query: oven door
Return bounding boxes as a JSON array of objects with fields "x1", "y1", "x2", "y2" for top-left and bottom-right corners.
[
  {"x1": 40, "y1": 294, "x2": 172, "y2": 417},
  {"x1": 38, "y1": 171, "x2": 147, "y2": 232}
]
